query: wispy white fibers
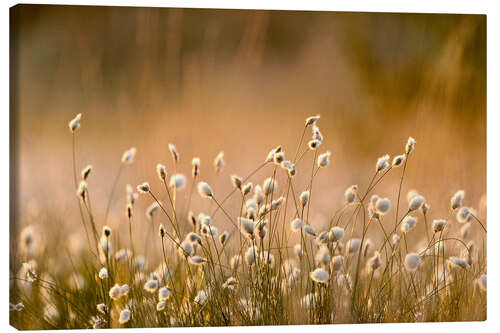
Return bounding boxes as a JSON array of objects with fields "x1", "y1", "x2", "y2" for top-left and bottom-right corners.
[
  {"x1": 404, "y1": 253, "x2": 420, "y2": 271},
  {"x1": 68, "y1": 113, "x2": 82, "y2": 132},
  {"x1": 310, "y1": 268, "x2": 329, "y2": 284},
  {"x1": 451, "y1": 190, "x2": 465, "y2": 210},
  {"x1": 197, "y1": 182, "x2": 213, "y2": 198}
]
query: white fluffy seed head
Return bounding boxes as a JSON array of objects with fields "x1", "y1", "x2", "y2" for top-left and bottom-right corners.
[
  {"x1": 222, "y1": 276, "x2": 238, "y2": 290},
  {"x1": 76, "y1": 180, "x2": 87, "y2": 200},
  {"x1": 315, "y1": 246, "x2": 331, "y2": 267},
  {"x1": 330, "y1": 255, "x2": 345, "y2": 272},
  {"x1": 259, "y1": 204, "x2": 272, "y2": 220},
  {"x1": 317, "y1": 151, "x2": 331, "y2": 168},
  {"x1": 98, "y1": 267, "x2": 108, "y2": 279},
  {"x1": 422, "y1": 203, "x2": 430, "y2": 215},
  {"x1": 447, "y1": 256, "x2": 467, "y2": 270},
  {"x1": 294, "y1": 244, "x2": 303, "y2": 258},
  {"x1": 346, "y1": 238, "x2": 362, "y2": 254},
  {"x1": 451, "y1": 190, "x2": 465, "y2": 210},
  {"x1": 239, "y1": 217, "x2": 255, "y2": 239},
  {"x1": 231, "y1": 175, "x2": 243, "y2": 189},
  {"x1": 308, "y1": 139, "x2": 321, "y2": 150},
  {"x1": 68, "y1": 113, "x2": 82, "y2": 132},
  {"x1": 137, "y1": 182, "x2": 150, "y2": 193},
  {"x1": 241, "y1": 182, "x2": 253, "y2": 196},
  {"x1": 126, "y1": 184, "x2": 138, "y2": 204},
  {"x1": 257, "y1": 226, "x2": 267, "y2": 239},
  {"x1": 179, "y1": 240, "x2": 194, "y2": 257},
  {"x1": 299, "y1": 190, "x2": 310, "y2": 208},
  {"x1": 271, "y1": 197, "x2": 285, "y2": 210},
  {"x1": 119, "y1": 309, "x2": 131, "y2": 324},
  {"x1": 121, "y1": 147, "x2": 137, "y2": 164},
  {"x1": 375, "y1": 198, "x2": 391, "y2": 214},
  {"x1": 156, "y1": 301, "x2": 167, "y2": 312},
  {"x1": 273, "y1": 151, "x2": 285, "y2": 165},
  {"x1": 367, "y1": 251, "x2": 382, "y2": 272},
  {"x1": 344, "y1": 185, "x2": 358, "y2": 204},
  {"x1": 197, "y1": 182, "x2": 213, "y2": 198},
  {"x1": 191, "y1": 157, "x2": 200, "y2": 177},
  {"x1": 219, "y1": 231, "x2": 229, "y2": 245},
  {"x1": 362, "y1": 238, "x2": 374, "y2": 257},
  {"x1": 169, "y1": 174, "x2": 187, "y2": 190},
  {"x1": 109, "y1": 284, "x2": 121, "y2": 300},
  {"x1": 81, "y1": 165, "x2": 92, "y2": 180},
  {"x1": 254, "y1": 185, "x2": 264, "y2": 205},
  {"x1": 303, "y1": 225, "x2": 316, "y2": 237},
  {"x1": 194, "y1": 290, "x2": 208, "y2": 305},
  {"x1": 447, "y1": 256, "x2": 468, "y2": 270},
  {"x1": 329, "y1": 226, "x2": 344, "y2": 242},
  {"x1": 188, "y1": 256, "x2": 207, "y2": 265},
  {"x1": 408, "y1": 195, "x2": 425, "y2": 211},
  {"x1": 477, "y1": 274, "x2": 486, "y2": 291},
  {"x1": 432, "y1": 219, "x2": 447, "y2": 233},
  {"x1": 392, "y1": 154, "x2": 405, "y2": 167},
  {"x1": 102, "y1": 226, "x2": 112, "y2": 238},
  {"x1": 392, "y1": 234, "x2": 401, "y2": 247},
  {"x1": 405, "y1": 137, "x2": 416, "y2": 155},
  {"x1": 456, "y1": 206, "x2": 471, "y2": 223},
  {"x1": 312, "y1": 125, "x2": 323, "y2": 142},
  {"x1": 245, "y1": 246, "x2": 258, "y2": 266},
  {"x1": 407, "y1": 190, "x2": 419, "y2": 202},
  {"x1": 246, "y1": 207, "x2": 257, "y2": 220},
  {"x1": 186, "y1": 232, "x2": 202, "y2": 244},
  {"x1": 96, "y1": 303, "x2": 107, "y2": 314},
  {"x1": 158, "y1": 224, "x2": 166, "y2": 238},
  {"x1": 201, "y1": 225, "x2": 218, "y2": 237},
  {"x1": 156, "y1": 164, "x2": 167, "y2": 181},
  {"x1": 146, "y1": 202, "x2": 161, "y2": 219},
  {"x1": 376, "y1": 154, "x2": 390, "y2": 172},
  {"x1": 144, "y1": 279, "x2": 159, "y2": 293},
  {"x1": 245, "y1": 198, "x2": 258, "y2": 212},
  {"x1": 290, "y1": 218, "x2": 302, "y2": 232},
  {"x1": 198, "y1": 213, "x2": 211, "y2": 226},
  {"x1": 310, "y1": 268, "x2": 329, "y2": 284},
  {"x1": 119, "y1": 284, "x2": 130, "y2": 296},
  {"x1": 263, "y1": 178, "x2": 278, "y2": 195},
  {"x1": 213, "y1": 152, "x2": 225, "y2": 173},
  {"x1": 281, "y1": 160, "x2": 296, "y2": 177},
  {"x1": 404, "y1": 253, "x2": 420, "y2": 271},
  {"x1": 305, "y1": 115, "x2": 320, "y2": 126},
  {"x1": 168, "y1": 143, "x2": 179, "y2": 162},
  {"x1": 401, "y1": 216, "x2": 417, "y2": 233},
  {"x1": 230, "y1": 255, "x2": 242, "y2": 270},
  {"x1": 265, "y1": 145, "x2": 282, "y2": 163}
]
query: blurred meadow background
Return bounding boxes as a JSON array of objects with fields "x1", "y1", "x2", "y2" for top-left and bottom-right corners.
[{"x1": 10, "y1": 4, "x2": 486, "y2": 328}]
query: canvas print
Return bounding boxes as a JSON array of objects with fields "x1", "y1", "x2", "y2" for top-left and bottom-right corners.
[{"x1": 9, "y1": 4, "x2": 486, "y2": 329}]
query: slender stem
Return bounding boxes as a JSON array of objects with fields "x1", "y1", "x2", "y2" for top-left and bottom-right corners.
[
  {"x1": 104, "y1": 162, "x2": 124, "y2": 223},
  {"x1": 211, "y1": 196, "x2": 238, "y2": 229},
  {"x1": 394, "y1": 154, "x2": 409, "y2": 228},
  {"x1": 71, "y1": 133, "x2": 93, "y2": 255}
]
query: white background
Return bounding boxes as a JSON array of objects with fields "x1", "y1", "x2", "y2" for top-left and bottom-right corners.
[{"x1": 2, "y1": 0, "x2": 497, "y2": 332}]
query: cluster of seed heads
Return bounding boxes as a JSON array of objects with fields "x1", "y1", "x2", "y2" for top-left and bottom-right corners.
[{"x1": 11, "y1": 113, "x2": 486, "y2": 329}]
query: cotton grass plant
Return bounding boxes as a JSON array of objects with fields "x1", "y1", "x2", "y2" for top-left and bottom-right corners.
[{"x1": 9, "y1": 113, "x2": 486, "y2": 329}]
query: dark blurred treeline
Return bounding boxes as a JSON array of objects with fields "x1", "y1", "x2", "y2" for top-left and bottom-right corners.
[{"x1": 11, "y1": 5, "x2": 485, "y2": 118}]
